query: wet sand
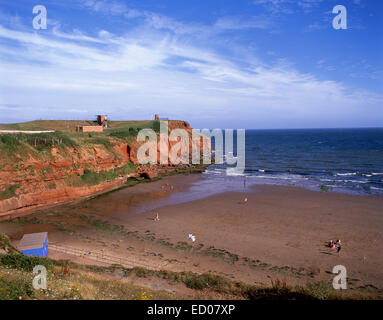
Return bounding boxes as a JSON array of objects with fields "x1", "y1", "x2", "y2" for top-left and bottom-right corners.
[
  {"x1": 119, "y1": 179, "x2": 383, "y2": 287},
  {"x1": 3, "y1": 174, "x2": 383, "y2": 293}
]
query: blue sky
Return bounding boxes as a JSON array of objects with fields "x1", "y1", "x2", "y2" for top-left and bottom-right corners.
[{"x1": 0, "y1": 0, "x2": 382, "y2": 128}]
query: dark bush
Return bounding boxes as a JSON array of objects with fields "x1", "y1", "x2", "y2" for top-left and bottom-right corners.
[
  {"x1": 0, "y1": 253, "x2": 52, "y2": 272},
  {"x1": 0, "y1": 135, "x2": 20, "y2": 149}
]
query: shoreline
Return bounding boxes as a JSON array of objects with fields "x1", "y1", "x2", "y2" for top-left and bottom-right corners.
[
  {"x1": 2, "y1": 173, "x2": 382, "y2": 295},
  {"x1": 0, "y1": 166, "x2": 207, "y2": 221}
]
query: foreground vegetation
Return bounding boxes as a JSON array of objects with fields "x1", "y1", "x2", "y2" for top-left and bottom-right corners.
[
  {"x1": 0, "y1": 252, "x2": 380, "y2": 300},
  {"x1": 0, "y1": 253, "x2": 175, "y2": 300}
]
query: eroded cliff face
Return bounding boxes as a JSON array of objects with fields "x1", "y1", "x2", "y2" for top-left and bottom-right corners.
[{"x1": 0, "y1": 121, "x2": 210, "y2": 219}]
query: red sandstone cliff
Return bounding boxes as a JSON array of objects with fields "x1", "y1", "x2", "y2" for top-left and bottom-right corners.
[{"x1": 0, "y1": 121, "x2": 210, "y2": 219}]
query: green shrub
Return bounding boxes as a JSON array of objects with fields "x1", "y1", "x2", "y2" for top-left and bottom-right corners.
[
  {"x1": 80, "y1": 169, "x2": 102, "y2": 185},
  {"x1": 0, "y1": 277, "x2": 35, "y2": 300},
  {"x1": 80, "y1": 166, "x2": 133, "y2": 186},
  {"x1": 0, "y1": 135, "x2": 20, "y2": 150},
  {"x1": 109, "y1": 128, "x2": 135, "y2": 139},
  {"x1": 132, "y1": 267, "x2": 152, "y2": 278},
  {"x1": 306, "y1": 281, "x2": 334, "y2": 300},
  {"x1": 118, "y1": 163, "x2": 135, "y2": 175},
  {"x1": 0, "y1": 254, "x2": 52, "y2": 272},
  {"x1": 184, "y1": 275, "x2": 208, "y2": 290},
  {"x1": 183, "y1": 272, "x2": 230, "y2": 290},
  {"x1": 152, "y1": 120, "x2": 160, "y2": 132}
]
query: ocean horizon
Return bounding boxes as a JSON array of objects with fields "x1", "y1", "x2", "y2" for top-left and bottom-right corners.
[{"x1": 207, "y1": 127, "x2": 383, "y2": 196}]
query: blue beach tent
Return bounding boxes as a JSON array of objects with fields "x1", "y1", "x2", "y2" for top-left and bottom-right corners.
[{"x1": 18, "y1": 232, "x2": 48, "y2": 257}]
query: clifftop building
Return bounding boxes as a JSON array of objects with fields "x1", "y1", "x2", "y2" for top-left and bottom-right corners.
[
  {"x1": 97, "y1": 115, "x2": 108, "y2": 128},
  {"x1": 76, "y1": 114, "x2": 108, "y2": 132}
]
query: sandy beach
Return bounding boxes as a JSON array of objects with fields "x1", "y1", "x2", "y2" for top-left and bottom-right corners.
[{"x1": 2, "y1": 174, "x2": 382, "y2": 295}]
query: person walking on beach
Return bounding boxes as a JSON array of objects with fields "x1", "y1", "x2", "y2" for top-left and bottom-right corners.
[
  {"x1": 336, "y1": 244, "x2": 341, "y2": 255},
  {"x1": 154, "y1": 212, "x2": 159, "y2": 221}
]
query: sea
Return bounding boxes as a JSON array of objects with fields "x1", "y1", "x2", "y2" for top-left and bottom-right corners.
[
  {"x1": 204, "y1": 128, "x2": 383, "y2": 196},
  {"x1": 63, "y1": 128, "x2": 383, "y2": 218}
]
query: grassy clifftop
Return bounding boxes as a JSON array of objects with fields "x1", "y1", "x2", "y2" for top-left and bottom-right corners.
[
  {"x1": 0, "y1": 120, "x2": 159, "y2": 132},
  {"x1": 0, "y1": 120, "x2": 160, "y2": 161}
]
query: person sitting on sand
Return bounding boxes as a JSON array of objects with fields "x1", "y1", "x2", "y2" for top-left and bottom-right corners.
[
  {"x1": 188, "y1": 234, "x2": 196, "y2": 242},
  {"x1": 329, "y1": 240, "x2": 335, "y2": 248}
]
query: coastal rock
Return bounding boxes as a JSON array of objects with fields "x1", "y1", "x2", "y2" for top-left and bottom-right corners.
[
  {"x1": 0, "y1": 120, "x2": 210, "y2": 219},
  {"x1": 141, "y1": 170, "x2": 158, "y2": 180}
]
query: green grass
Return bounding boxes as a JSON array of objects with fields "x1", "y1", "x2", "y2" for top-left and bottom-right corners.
[
  {"x1": 117, "y1": 163, "x2": 135, "y2": 175},
  {"x1": 108, "y1": 120, "x2": 160, "y2": 140},
  {"x1": 305, "y1": 281, "x2": 334, "y2": 300},
  {"x1": 0, "y1": 253, "x2": 177, "y2": 300},
  {"x1": 16, "y1": 131, "x2": 77, "y2": 150},
  {"x1": 78, "y1": 164, "x2": 136, "y2": 187},
  {"x1": 80, "y1": 169, "x2": 118, "y2": 186},
  {"x1": 0, "y1": 135, "x2": 21, "y2": 150},
  {"x1": 87, "y1": 137, "x2": 113, "y2": 150},
  {"x1": 80, "y1": 169, "x2": 107, "y2": 186},
  {"x1": 0, "y1": 251, "x2": 380, "y2": 300},
  {"x1": 0, "y1": 131, "x2": 77, "y2": 162},
  {"x1": 122, "y1": 267, "x2": 351, "y2": 300},
  {"x1": 0, "y1": 276, "x2": 35, "y2": 300}
]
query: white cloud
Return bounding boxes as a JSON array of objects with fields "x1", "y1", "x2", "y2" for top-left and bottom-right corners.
[
  {"x1": 215, "y1": 15, "x2": 274, "y2": 30},
  {"x1": 0, "y1": 6, "x2": 381, "y2": 128},
  {"x1": 253, "y1": 0, "x2": 323, "y2": 14}
]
